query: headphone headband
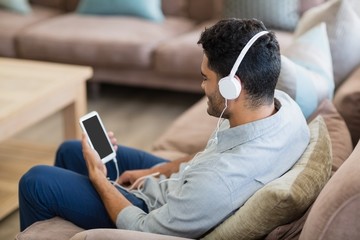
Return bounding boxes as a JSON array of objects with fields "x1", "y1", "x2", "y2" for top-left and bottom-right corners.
[{"x1": 229, "y1": 31, "x2": 269, "y2": 79}]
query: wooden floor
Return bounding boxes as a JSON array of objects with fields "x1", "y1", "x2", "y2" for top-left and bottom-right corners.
[{"x1": 0, "y1": 84, "x2": 202, "y2": 240}]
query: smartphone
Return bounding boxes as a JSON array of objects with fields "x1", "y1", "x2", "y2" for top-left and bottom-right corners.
[{"x1": 79, "y1": 111, "x2": 116, "y2": 164}]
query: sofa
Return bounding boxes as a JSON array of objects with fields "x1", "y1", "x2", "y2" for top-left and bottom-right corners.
[
  {"x1": 0, "y1": 0, "x2": 223, "y2": 93},
  {"x1": 8, "y1": 0, "x2": 360, "y2": 239},
  {"x1": 15, "y1": 93, "x2": 360, "y2": 240}
]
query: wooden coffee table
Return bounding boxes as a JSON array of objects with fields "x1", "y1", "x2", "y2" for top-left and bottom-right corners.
[{"x1": 0, "y1": 57, "x2": 92, "y2": 220}]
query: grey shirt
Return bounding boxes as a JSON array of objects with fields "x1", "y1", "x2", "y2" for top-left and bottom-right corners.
[{"x1": 116, "y1": 90, "x2": 310, "y2": 238}]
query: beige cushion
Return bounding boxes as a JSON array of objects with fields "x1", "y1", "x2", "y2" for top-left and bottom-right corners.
[
  {"x1": 203, "y1": 116, "x2": 332, "y2": 240},
  {"x1": 299, "y1": 140, "x2": 360, "y2": 240},
  {"x1": 16, "y1": 14, "x2": 195, "y2": 68},
  {"x1": 0, "y1": 5, "x2": 62, "y2": 57},
  {"x1": 277, "y1": 23, "x2": 334, "y2": 119},
  {"x1": 294, "y1": 0, "x2": 360, "y2": 88},
  {"x1": 334, "y1": 66, "x2": 360, "y2": 147},
  {"x1": 265, "y1": 100, "x2": 353, "y2": 239}
]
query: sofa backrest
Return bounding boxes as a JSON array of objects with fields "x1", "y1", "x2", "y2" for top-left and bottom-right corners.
[
  {"x1": 30, "y1": 0, "x2": 66, "y2": 10},
  {"x1": 29, "y1": 0, "x2": 325, "y2": 22},
  {"x1": 29, "y1": 0, "x2": 220, "y2": 22}
]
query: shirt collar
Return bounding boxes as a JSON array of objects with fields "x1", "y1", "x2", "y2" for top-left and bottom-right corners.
[{"x1": 215, "y1": 97, "x2": 283, "y2": 153}]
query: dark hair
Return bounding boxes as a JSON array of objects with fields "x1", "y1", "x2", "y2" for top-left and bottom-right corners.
[{"x1": 197, "y1": 18, "x2": 281, "y2": 107}]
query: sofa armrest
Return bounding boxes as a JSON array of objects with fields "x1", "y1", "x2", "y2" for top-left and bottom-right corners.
[
  {"x1": 299, "y1": 140, "x2": 360, "y2": 240},
  {"x1": 333, "y1": 65, "x2": 360, "y2": 146},
  {"x1": 70, "y1": 229, "x2": 192, "y2": 240},
  {"x1": 152, "y1": 96, "x2": 217, "y2": 155}
]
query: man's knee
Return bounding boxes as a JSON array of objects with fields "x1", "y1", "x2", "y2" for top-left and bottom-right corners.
[
  {"x1": 55, "y1": 140, "x2": 82, "y2": 167},
  {"x1": 19, "y1": 165, "x2": 52, "y2": 197},
  {"x1": 57, "y1": 140, "x2": 81, "y2": 156}
]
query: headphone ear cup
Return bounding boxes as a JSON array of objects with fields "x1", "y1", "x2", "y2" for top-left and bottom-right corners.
[{"x1": 218, "y1": 76, "x2": 241, "y2": 100}]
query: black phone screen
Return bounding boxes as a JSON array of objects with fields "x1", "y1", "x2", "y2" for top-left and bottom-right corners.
[{"x1": 82, "y1": 115, "x2": 113, "y2": 159}]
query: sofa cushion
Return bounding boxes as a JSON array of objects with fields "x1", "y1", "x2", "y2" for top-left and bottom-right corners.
[
  {"x1": 265, "y1": 100, "x2": 353, "y2": 240},
  {"x1": 154, "y1": 20, "x2": 294, "y2": 78},
  {"x1": 162, "y1": 0, "x2": 188, "y2": 17},
  {"x1": 295, "y1": 0, "x2": 360, "y2": 88},
  {"x1": 76, "y1": 0, "x2": 164, "y2": 22},
  {"x1": 308, "y1": 99, "x2": 353, "y2": 174},
  {"x1": 16, "y1": 14, "x2": 195, "y2": 68},
  {"x1": 299, "y1": 140, "x2": 360, "y2": 240},
  {"x1": 16, "y1": 217, "x2": 84, "y2": 240},
  {"x1": 187, "y1": 0, "x2": 221, "y2": 22},
  {"x1": 65, "y1": 0, "x2": 192, "y2": 17},
  {"x1": 70, "y1": 229, "x2": 191, "y2": 240},
  {"x1": 222, "y1": 0, "x2": 300, "y2": 31},
  {"x1": 203, "y1": 116, "x2": 332, "y2": 240},
  {"x1": 154, "y1": 20, "x2": 214, "y2": 77},
  {"x1": 0, "y1": 5, "x2": 62, "y2": 57},
  {"x1": 30, "y1": 0, "x2": 66, "y2": 10},
  {"x1": 277, "y1": 23, "x2": 334, "y2": 118},
  {"x1": 334, "y1": 66, "x2": 360, "y2": 147},
  {"x1": 0, "y1": 0, "x2": 31, "y2": 14},
  {"x1": 300, "y1": 0, "x2": 326, "y2": 14}
]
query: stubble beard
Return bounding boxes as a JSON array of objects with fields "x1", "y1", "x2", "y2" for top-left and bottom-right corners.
[{"x1": 207, "y1": 92, "x2": 228, "y2": 118}]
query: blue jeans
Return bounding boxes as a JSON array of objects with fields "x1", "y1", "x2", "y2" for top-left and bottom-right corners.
[{"x1": 18, "y1": 141, "x2": 169, "y2": 231}]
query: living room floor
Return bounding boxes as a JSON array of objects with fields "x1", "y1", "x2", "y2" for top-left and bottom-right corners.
[{"x1": 0, "y1": 84, "x2": 202, "y2": 240}]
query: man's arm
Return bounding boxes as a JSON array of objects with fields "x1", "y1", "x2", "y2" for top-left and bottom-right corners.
[
  {"x1": 117, "y1": 154, "x2": 194, "y2": 187},
  {"x1": 81, "y1": 133, "x2": 131, "y2": 223}
]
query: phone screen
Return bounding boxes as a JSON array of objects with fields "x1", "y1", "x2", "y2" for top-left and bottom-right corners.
[{"x1": 82, "y1": 115, "x2": 113, "y2": 159}]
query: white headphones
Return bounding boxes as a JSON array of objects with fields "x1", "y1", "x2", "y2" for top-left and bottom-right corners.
[{"x1": 218, "y1": 30, "x2": 269, "y2": 100}]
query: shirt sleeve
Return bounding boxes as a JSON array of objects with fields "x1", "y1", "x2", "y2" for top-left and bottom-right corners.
[{"x1": 116, "y1": 167, "x2": 233, "y2": 238}]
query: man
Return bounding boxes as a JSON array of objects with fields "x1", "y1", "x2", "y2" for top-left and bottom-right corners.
[{"x1": 19, "y1": 19, "x2": 310, "y2": 238}]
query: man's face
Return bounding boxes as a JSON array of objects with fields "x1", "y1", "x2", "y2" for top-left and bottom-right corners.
[{"x1": 200, "y1": 54, "x2": 227, "y2": 118}]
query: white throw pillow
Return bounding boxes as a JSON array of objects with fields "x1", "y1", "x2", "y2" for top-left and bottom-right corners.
[
  {"x1": 277, "y1": 23, "x2": 334, "y2": 118},
  {"x1": 294, "y1": 0, "x2": 360, "y2": 88}
]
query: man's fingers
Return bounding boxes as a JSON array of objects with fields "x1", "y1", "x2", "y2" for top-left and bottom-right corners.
[{"x1": 82, "y1": 133, "x2": 92, "y2": 150}]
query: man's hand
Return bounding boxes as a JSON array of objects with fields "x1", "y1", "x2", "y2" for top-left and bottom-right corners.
[
  {"x1": 117, "y1": 169, "x2": 154, "y2": 189},
  {"x1": 107, "y1": 131, "x2": 118, "y2": 151},
  {"x1": 81, "y1": 133, "x2": 107, "y2": 180},
  {"x1": 81, "y1": 133, "x2": 132, "y2": 223}
]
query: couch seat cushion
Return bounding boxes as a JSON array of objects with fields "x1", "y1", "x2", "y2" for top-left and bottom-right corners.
[
  {"x1": 0, "y1": 5, "x2": 62, "y2": 57},
  {"x1": 16, "y1": 217, "x2": 84, "y2": 240},
  {"x1": 16, "y1": 14, "x2": 195, "y2": 68}
]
